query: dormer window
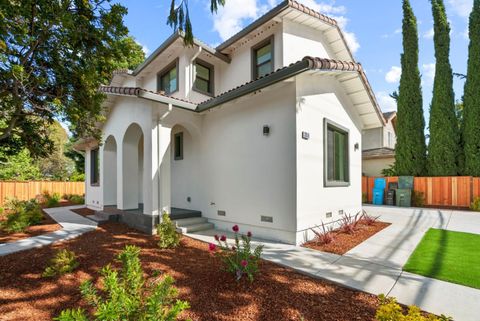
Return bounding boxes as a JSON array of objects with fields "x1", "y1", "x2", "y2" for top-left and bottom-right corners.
[
  {"x1": 157, "y1": 59, "x2": 179, "y2": 94},
  {"x1": 194, "y1": 59, "x2": 214, "y2": 96},
  {"x1": 252, "y1": 36, "x2": 274, "y2": 80}
]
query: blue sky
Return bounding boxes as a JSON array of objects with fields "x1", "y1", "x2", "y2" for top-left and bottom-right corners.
[{"x1": 116, "y1": 0, "x2": 472, "y2": 121}]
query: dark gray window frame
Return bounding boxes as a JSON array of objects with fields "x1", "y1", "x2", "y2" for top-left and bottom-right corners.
[
  {"x1": 90, "y1": 148, "x2": 100, "y2": 186},
  {"x1": 174, "y1": 132, "x2": 184, "y2": 160},
  {"x1": 324, "y1": 118, "x2": 350, "y2": 187},
  {"x1": 157, "y1": 58, "x2": 179, "y2": 95},
  {"x1": 251, "y1": 35, "x2": 275, "y2": 80},
  {"x1": 193, "y1": 58, "x2": 215, "y2": 97}
]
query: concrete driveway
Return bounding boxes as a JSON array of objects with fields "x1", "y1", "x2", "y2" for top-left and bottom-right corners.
[{"x1": 187, "y1": 205, "x2": 480, "y2": 321}]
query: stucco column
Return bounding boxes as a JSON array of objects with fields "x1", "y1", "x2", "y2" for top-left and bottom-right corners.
[
  {"x1": 142, "y1": 126, "x2": 154, "y2": 216},
  {"x1": 158, "y1": 124, "x2": 172, "y2": 214},
  {"x1": 116, "y1": 142, "x2": 125, "y2": 209}
]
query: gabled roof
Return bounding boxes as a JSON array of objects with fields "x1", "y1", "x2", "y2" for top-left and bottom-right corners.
[
  {"x1": 101, "y1": 56, "x2": 385, "y2": 128},
  {"x1": 216, "y1": 0, "x2": 354, "y2": 61},
  {"x1": 132, "y1": 31, "x2": 231, "y2": 76},
  {"x1": 362, "y1": 147, "x2": 395, "y2": 160},
  {"x1": 383, "y1": 111, "x2": 396, "y2": 121}
]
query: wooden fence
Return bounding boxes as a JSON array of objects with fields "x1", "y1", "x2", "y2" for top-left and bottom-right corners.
[
  {"x1": 362, "y1": 176, "x2": 480, "y2": 208},
  {"x1": 0, "y1": 181, "x2": 85, "y2": 206}
]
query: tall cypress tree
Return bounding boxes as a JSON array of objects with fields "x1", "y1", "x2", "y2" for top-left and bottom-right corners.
[
  {"x1": 462, "y1": 0, "x2": 480, "y2": 176},
  {"x1": 427, "y1": 0, "x2": 459, "y2": 176},
  {"x1": 395, "y1": 0, "x2": 427, "y2": 176}
]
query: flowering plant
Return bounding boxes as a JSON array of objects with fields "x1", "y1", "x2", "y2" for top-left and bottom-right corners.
[{"x1": 209, "y1": 225, "x2": 263, "y2": 281}]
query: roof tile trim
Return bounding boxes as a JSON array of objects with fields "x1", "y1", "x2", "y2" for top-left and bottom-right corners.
[
  {"x1": 99, "y1": 85, "x2": 195, "y2": 105},
  {"x1": 287, "y1": 0, "x2": 337, "y2": 26}
]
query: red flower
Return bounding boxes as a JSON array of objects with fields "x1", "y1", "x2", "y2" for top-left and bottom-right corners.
[
  {"x1": 247, "y1": 231, "x2": 252, "y2": 238},
  {"x1": 220, "y1": 235, "x2": 227, "y2": 241},
  {"x1": 241, "y1": 259, "x2": 248, "y2": 267},
  {"x1": 214, "y1": 234, "x2": 219, "y2": 241},
  {"x1": 232, "y1": 246, "x2": 236, "y2": 251},
  {"x1": 232, "y1": 225, "x2": 239, "y2": 232},
  {"x1": 208, "y1": 243, "x2": 216, "y2": 251}
]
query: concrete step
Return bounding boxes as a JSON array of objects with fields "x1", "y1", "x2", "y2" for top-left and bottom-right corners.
[
  {"x1": 92, "y1": 211, "x2": 120, "y2": 222},
  {"x1": 86, "y1": 214, "x2": 108, "y2": 222},
  {"x1": 177, "y1": 222, "x2": 214, "y2": 233},
  {"x1": 170, "y1": 208, "x2": 202, "y2": 220},
  {"x1": 174, "y1": 217, "x2": 208, "y2": 227}
]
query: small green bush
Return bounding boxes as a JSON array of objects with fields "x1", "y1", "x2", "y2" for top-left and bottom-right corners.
[
  {"x1": 412, "y1": 191, "x2": 425, "y2": 207},
  {"x1": 210, "y1": 225, "x2": 264, "y2": 282},
  {"x1": 43, "y1": 191, "x2": 61, "y2": 208},
  {"x1": 362, "y1": 192, "x2": 368, "y2": 204},
  {"x1": 470, "y1": 196, "x2": 480, "y2": 211},
  {"x1": 381, "y1": 164, "x2": 397, "y2": 177},
  {"x1": 1, "y1": 198, "x2": 43, "y2": 232},
  {"x1": 54, "y1": 245, "x2": 190, "y2": 321},
  {"x1": 376, "y1": 294, "x2": 452, "y2": 321},
  {"x1": 157, "y1": 212, "x2": 180, "y2": 249},
  {"x1": 64, "y1": 194, "x2": 85, "y2": 205},
  {"x1": 43, "y1": 249, "x2": 79, "y2": 277}
]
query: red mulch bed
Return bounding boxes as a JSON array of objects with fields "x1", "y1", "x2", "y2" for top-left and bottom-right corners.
[
  {"x1": 303, "y1": 221, "x2": 391, "y2": 255},
  {"x1": 0, "y1": 210, "x2": 61, "y2": 244},
  {"x1": 0, "y1": 222, "x2": 381, "y2": 321},
  {"x1": 70, "y1": 207, "x2": 95, "y2": 217}
]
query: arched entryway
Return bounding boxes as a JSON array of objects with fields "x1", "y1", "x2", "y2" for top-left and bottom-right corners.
[
  {"x1": 103, "y1": 135, "x2": 117, "y2": 206},
  {"x1": 122, "y1": 123, "x2": 144, "y2": 210}
]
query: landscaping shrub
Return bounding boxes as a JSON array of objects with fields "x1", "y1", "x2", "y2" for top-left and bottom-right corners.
[
  {"x1": 362, "y1": 192, "x2": 368, "y2": 204},
  {"x1": 42, "y1": 191, "x2": 61, "y2": 208},
  {"x1": 311, "y1": 222, "x2": 335, "y2": 245},
  {"x1": 64, "y1": 194, "x2": 85, "y2": 205},
  {"x1": 55, "y1": 245, "x2": 190, "y2": 321},
  {"x1": 43, "y1": 249, "x2": 79, "y2": 277},
  {"x1": 412, "y1": 191, "x2": 425, "y2": 207},
  {"x1": 470, "y1": 196, "x2": 480, "y2": 211},
  {"x1": 375, "y1": 294, "x2": 452, "y2": 321},
  {"x1": 210, "y1": 225, "x2": 263, "y2": 282},
  {"x1": 157, "y1": 212, "x2": 180, "y2": 249},
  {"x1": 361, "y1": 211, "x2": 380, "y2": 226},
  {"x1": 0, "y1": 198, "x2": 43, "y2": 232},
  {"x1": 339, "y1": 212, "x2": 362, "y2": 235}
]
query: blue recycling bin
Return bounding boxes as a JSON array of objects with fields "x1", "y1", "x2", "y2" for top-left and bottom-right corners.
[{"x1": 372, "y1": 178, "x2": 386, "y2": 205}]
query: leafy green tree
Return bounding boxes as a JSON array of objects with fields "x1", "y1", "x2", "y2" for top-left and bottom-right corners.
[
  {"x1": 461, "y1": 0, "x2": 480, "y2": 176},
  {"x1": 395, "y1": 0, "x2": 427, "y2": 176},
  {"x1": 427, "y1": 0, "x2": 459, "y2": 176},
  {"x1": 0, "y1": 149, "x2": 42, "y2": 181},
  {"x1": 0, "y1": 1, "x2": 144, "y2": 158}
]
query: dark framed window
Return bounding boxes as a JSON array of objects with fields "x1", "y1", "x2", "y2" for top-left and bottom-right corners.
[
  {"x1": 157, "y1": 59, "x2": 179, "y2": 94},
  {"x1": 174, "y1": 132, "x2": 183, "y2": 160},
  {"x1": 324, "y1": 119, "x2": 350, "y2": 187},
  {"x1": 194, "y1": 59, "x2": 214, "y2": 96},
  {"x1": 252, "y1": 36, "x2": 274, "y2": 80},
  {"x1": 90, "y1": 148, "x2": 100, "y2": 186}
]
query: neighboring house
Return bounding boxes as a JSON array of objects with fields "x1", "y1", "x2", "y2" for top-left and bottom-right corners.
[
  {"x1": 362, "y1": 111, "x2": 397, "y2": 176},
  {"x1": 74, "y1": 0, "x2": 384, "y2": 245}
]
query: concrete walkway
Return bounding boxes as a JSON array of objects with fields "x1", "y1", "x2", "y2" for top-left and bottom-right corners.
[
  {"x1": 0, "y1": 205, "x2": 97, "y2": 256},
  {"x1": 186, "y1": 205, "x2": 480, "y2": 321}
]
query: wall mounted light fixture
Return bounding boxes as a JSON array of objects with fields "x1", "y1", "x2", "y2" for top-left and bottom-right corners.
[
  {"x1": 354, "y1": 143, "x2": 360, "y2": 151},
  {"x1": 263, "y1": 125, "x2": 270, "y2": 136}
]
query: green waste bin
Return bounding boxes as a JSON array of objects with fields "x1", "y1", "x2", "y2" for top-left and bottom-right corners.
[
  {"x1": 396, "y1": 189, "x2": 412, "y2": 207},
  {"x1": 398, "y1": 176, "x2": 414, "y2": 189}
]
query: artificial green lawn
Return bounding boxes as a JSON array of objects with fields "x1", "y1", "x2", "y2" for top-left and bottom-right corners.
[{"x1": 403, "y1": 228, "x2": 480, "y2": 289}]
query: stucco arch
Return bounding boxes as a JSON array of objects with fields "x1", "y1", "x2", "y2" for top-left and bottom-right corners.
[
  {"x1": 121, "y1": 123, "x2": 144, "y2": 210},
  {"x1": 103, "y1": 135, "x2": 118, "y2": 206}
]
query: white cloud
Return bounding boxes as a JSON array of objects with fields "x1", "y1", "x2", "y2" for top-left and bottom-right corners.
[
  {"x1": 213, "y1": 0, "x2": 359, "y2": 53},
  {"x1": 423, "y1": 27, "x2": 434, "y2": 39},
  {"x1": 376, "y1": 91, "x2": 397, "y2": 112},
  {"x1": 422, "y1": 63, "x2": 436, "y2": 84},
  {"x1": 448, "y1": 0, "x2": 472, "y2": 18},
  {"x1": 385, "y1": 66, "x2": 402, "y2": 84},
  {"x1": 213, "y1": 0, "x2": 261, "y2": 41}
]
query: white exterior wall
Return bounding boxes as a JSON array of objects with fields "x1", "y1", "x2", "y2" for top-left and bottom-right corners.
[
  {"x1": 363, "y1": 157, "x2": 395, "y2": 177},
  {"x1": 295, "y1": 75, "x2": 363, "y2": 245},
  {"x1": 362, "y1": 127, "x2": 383, "y2": 150},
  {"x1": 282, "y1": 19, "x2": 333, "y2": 65}
]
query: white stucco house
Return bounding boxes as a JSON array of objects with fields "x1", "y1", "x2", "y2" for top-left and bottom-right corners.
[
  {"x1": 362, "y1": 111, "x2": 397, "y2": 176},
  {"x1": 75, "y1": 0, "x2": 385, "y2": 245}
]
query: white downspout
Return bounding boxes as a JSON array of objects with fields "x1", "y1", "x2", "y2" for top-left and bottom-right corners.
[
  {"x1": 189, "y1": 47, "x2": 202, "y2": 100},
  {"x1": 157, "y1": 103, "x2": 172, "y2": 219}
]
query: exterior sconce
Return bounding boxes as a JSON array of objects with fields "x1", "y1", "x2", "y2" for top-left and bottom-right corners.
[
  {"x1": 263, "y1": 125, "x2": 270, "y2": 136},
  {"x1": 354, "y1": 143, "x2": 359, "y2": 151}
]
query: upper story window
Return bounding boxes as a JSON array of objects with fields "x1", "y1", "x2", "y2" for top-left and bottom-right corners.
[
  {"x1": 387, "y1": 131, "x2": 393, "y2": 148},
  {"x1": 324, "y1": 119, "x2": 350, "y2": 187},
  {"x1": 252, "y1": 36, "x2": 274, "y2": 79},
  {"x1": 194, "y1": 59, "x2": 214, "y2": 96},
  {"x1": 157, "y1": 60, "x2": 179, "y2": 95}
]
